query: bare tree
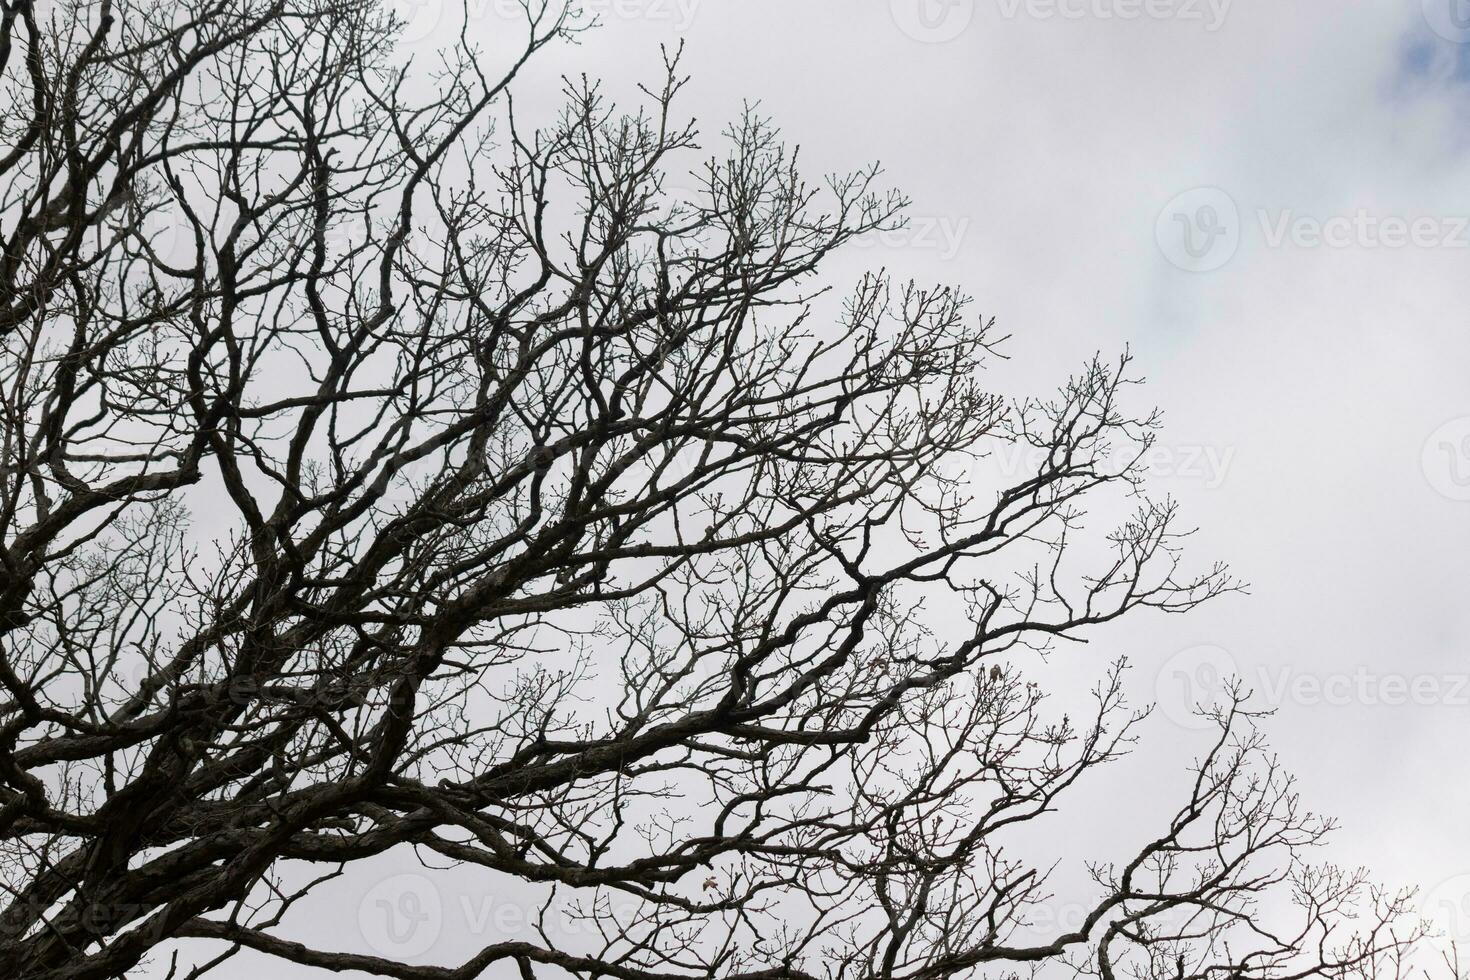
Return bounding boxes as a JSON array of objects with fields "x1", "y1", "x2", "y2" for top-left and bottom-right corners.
[{"x1": 0, "y1": 1, "x2": 1423, "y2": 977}]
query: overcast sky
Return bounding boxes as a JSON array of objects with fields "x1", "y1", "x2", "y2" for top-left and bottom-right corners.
[
  {"x1": 492, "y1": 0, "x2": 1470, "y2": 945},
  {"x1": 227, "y1": 0, "x2": 1470, "y2": 971}
]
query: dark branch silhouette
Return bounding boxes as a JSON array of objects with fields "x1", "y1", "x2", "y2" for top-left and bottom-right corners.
[{"x1": 0, "y1": 0, "x2": 1421, "y2": 977}]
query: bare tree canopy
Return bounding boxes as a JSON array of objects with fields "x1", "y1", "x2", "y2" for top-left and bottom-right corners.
[{"x1": 0, "y1": 1, "x2": 1423, "y2": 977}]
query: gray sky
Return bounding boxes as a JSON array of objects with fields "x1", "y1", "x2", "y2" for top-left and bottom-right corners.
[
  {"x1": 203, "y1": 0, "x2": 1470, "y2": 971},
  {"x1": 451, "y1": 0, "x2": 1470, "y2": 951}
]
